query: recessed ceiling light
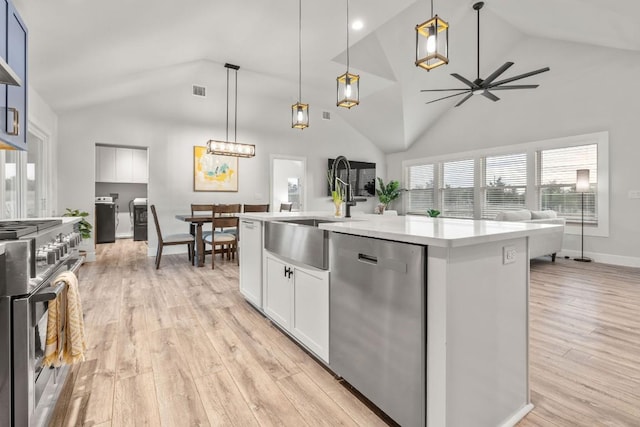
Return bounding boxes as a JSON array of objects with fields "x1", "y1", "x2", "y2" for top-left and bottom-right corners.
[{"x1": 352, "y1": 20, "x2": 363, "y2": 30}]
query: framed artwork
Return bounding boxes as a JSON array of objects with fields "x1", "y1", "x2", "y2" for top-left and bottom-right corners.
[{"x1": 193, "y1": 146, "x2": 238, "y2": 192}]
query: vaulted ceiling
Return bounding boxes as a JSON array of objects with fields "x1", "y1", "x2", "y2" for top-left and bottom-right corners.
[{"x1": 14, "y1": 0, "x2": 640, "y2": 153}]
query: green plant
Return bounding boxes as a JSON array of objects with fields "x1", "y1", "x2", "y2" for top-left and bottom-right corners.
[
  {"x1": 63, "y1": 208, "x2": 92, "y2": 239},
  {"x1": 327, "y1": 170, "x2": 345, "y2": 202},
  {"x1": 376, "y1": 178, "x2": 401, "y2": 207},
  {"x1": 427, "y1": 209, "x2": 441, "y2": 218}
]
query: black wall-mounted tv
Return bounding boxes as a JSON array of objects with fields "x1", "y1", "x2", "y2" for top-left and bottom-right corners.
[{"x1": 327, "y1": 158, "x2": 376, "y2": 197}]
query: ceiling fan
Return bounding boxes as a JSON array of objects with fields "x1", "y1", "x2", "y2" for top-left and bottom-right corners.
[{"x1": 422, "y1": 1, "x2": 550, "y2": 107}]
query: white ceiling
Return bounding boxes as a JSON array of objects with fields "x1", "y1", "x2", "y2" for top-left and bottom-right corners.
[{"x1": 13, "y1": 0, "x2": 640, "y2": 153}]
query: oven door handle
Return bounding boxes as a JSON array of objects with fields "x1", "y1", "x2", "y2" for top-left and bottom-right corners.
[{"x1": 32, "y1": 282, "x2": 66, "y2": 303}]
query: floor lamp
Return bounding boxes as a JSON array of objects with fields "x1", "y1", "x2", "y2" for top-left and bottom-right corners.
[{"x1": 575, "y1": 169, "x2": 591, "y2": 262}]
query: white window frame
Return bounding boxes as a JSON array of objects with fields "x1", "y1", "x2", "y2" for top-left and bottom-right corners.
[{"x1": 402, "y1": 131, "x2": 609, "y2": 237}]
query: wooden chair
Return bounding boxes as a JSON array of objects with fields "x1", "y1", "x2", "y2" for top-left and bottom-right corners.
[
  {"x1": 203, "y1": 204, "x2": 239, "y2": 269},
  {"x1": 280, "y1": 202, "x2": 293, "y2": 212},
  {"x1": 190, "y1": 204, "x2": 214, "y2": 237},
  {"x1": 150, "y1": 205, "x2": 194, "y2": 269},
  {"x1": 243, "y1": 204, "x2": 270, "y2": 213}
]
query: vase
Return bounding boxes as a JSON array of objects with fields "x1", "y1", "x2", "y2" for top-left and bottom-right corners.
[
  {"x1": 376, "y1": 203, "x2": 386, "y2": 214},
  {"x1": 333, "y1": 199, "x2": 343, "y2": 217}
]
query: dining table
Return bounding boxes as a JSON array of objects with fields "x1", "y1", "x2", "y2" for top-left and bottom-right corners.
[{"x1": 175, "y1": 214, "x2": 216, "y2": 267}]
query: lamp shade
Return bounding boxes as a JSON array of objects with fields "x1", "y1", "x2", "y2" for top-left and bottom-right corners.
[
  {"x1": 292, "y1": 102, "x2": 309, "y2": 129},
  {"x1": 337, "y1": 72, "x2": 359, "y2": 108},
  {"x1": 576, "y1": 169, "x2": 590, "y2": 192},
  {"x1": 206, "y1": 140, "x2": 255, "y2": 158},
  {"x1": 415, "y1": 15, "x2": 449, "y2": 71}
]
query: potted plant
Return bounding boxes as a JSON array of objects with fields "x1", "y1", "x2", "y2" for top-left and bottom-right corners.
[
  {"x1": 327, "y1": 170, "x2": 346, "y2": 217},
  {"x1": 427, "y1": 209, "x2": 441, "y2": 218},
  {"x1": 62, "y1": 208, "x2": 92, "y2": 239},
  {"x1": 376, "y1": 178, "x2": 401, "y2": 213}
]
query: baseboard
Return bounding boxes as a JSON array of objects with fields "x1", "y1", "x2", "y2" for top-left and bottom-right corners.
[
  {"x1": 558, "y1": 250, "x2": 640, "y2": 268},
  {"x1": 499, "y1": 403, "x2": 534, "y2": 427}
]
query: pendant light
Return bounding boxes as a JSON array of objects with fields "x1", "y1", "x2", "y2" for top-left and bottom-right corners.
[
  {"x1": 292, "y1": 0, "x2": 309, "y2": 129},
  {"x1": 206, "y1": 63, "x2": 255, "y2": 158},
  {"x1": 337, "y1": 0, "x2": 359, "y2": 108},
  {"x1": 415, "y1": 0, "x2": 449, "y2": 71}
]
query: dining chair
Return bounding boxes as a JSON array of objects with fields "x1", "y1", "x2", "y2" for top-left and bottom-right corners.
[
  {"x1": 190, "y1": 204, "x2": 214, "y2": 237},
  {"x1": 150, "y1": 205, "x2": 194, "y2": 269},
  {"x1": 203, "y1": 204, "x2": 239, "y2": 269},
  {"x1": 280, "y1": 202, "x2": 293, "y2": 212},
  {"x1": 243, "y1": 204, "x2": 270, "y2": 213}
]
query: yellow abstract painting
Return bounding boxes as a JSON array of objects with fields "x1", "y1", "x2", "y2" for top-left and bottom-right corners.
[{"x1": 193, "y1": 146, "x2": 238, "y2": 192}]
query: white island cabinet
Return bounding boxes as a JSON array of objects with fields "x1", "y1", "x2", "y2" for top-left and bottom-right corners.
[
  {"x1": 237, "y1": 211, "x2": 564, "y2": 427},
  {"x1": 239, "y1": 218, "x2": 263, "y2": 308},
  {"x1": 264, "y1": 250, "x2": 329, "y2": 362}
]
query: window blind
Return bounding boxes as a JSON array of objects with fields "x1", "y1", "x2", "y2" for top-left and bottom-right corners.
[
  {"x1": 442, "y1": 159, "x2": 474, "y2": 218},
  {"x1": 407, "y1": 164, "x2": 435, "y2": 213},
  {"x1": 482, "y1": 153, "x2": 527, "y2": 219},
  {"x1": 538, "y1": 144, "x2": 598, "y2": 223}
]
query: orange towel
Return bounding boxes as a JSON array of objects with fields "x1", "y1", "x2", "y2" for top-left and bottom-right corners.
[{"x1": 43, "y1": 271, "x2": 87, "y2": 367}]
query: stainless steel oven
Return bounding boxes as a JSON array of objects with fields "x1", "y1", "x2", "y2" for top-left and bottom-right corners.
[{"x1": 0, "y1": 219, "x2": 83, "y2": 427}]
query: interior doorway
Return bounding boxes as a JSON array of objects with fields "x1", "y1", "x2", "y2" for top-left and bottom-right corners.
[{"x1": 271, "y1": 156, "x2": 306, "y2": 212}]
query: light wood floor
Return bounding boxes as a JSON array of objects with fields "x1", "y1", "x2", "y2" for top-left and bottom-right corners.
[{"x1": 49, "y1": 240, "x2": 640, "y2": 426}]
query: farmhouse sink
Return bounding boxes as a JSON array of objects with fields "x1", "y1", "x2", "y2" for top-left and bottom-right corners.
[{"x1": 264, "y1": 218, "x2": 341, "y2": 269}]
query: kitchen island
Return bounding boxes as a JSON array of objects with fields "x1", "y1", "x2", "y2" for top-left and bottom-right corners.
[{"x1": 237, "y1": 212, "x2": 563, "y2": 427}]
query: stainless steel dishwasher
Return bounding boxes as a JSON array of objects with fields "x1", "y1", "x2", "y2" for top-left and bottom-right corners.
[{"x1": 330, "y1": 233, "x2": 426, "y2": 427}]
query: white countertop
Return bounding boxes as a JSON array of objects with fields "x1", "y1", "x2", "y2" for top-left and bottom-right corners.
[{"x1": 238, "y1": 212, "x2": 563, "y2": 248}]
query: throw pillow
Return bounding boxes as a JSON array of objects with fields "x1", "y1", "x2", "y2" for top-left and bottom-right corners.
[{"x1": 530, "y1": 210, "x2": 557, "y2": 219}]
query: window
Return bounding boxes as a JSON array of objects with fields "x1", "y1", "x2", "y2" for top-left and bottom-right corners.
[
  {"x1": 482, "y1": 153, "x2": 527, "y2": 219},
  {"x1": 538, "y1": 144, "x2": 597, "y2": 223},
  {"x1": 401, "y1": 131, "x2": 608, "y2": 237},
  {"x1": 441, "y1": 159, "x2": 474, "y2": 218},
  {"x1": 406, "y1": 163, "x2": 435, "y2": 214}
]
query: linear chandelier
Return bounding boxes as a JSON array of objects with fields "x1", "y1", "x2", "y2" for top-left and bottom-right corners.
[
  {"x1": 337, "y1": 0, "x2": 359, "y2": 108},
  {"x1": 206, "y1": 63, "x2": 255, "y2": 158}
]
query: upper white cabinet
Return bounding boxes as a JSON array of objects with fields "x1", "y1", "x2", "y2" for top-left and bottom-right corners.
[
  {"x1": 0, "y1": 0, "x2": 27, "y2": 150},
  {"x1": 95, "y1": 145, "x2": 147, "y2": 183}
]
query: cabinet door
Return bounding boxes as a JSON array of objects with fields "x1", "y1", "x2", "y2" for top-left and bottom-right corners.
[
  {"x1": 131, "y1": 148, "x2": 148, "y2": 183},
  {"x1": 115, "y1": 148, "x2": 133, "y2": 182},
  {"x1": 292, "y1": 266, "x2": 329, "y2": 362},
  {"x1": 96, "y1": 146, "x2": 116, "y2": 182},
  {"x1": 2, "y1": 2, "x2": 27, "y2": 150},
  {"x1": 239, "y1": 220, "x2": 262, "y2": 308},
  {"x1": 264, "y1": 253, "x2": 291, "y2": 329}
]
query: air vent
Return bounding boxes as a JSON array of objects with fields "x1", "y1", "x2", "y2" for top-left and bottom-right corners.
[
  {"x1": 192, "y1": 85, "x2": 206, "y2": 97},
  {"x1": 322, "y1": 111, "x2": 331, "y2": 120}
]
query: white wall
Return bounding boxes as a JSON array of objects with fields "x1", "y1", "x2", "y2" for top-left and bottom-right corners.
[
  {"x1": 56, "y1": 75, "x2": 386, "y2": 258},
  {"x1": 387, "y1": 37, "x2": 640, "y2": 266}
]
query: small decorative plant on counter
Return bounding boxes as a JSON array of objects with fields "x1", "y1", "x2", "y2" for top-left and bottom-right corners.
[
  {"x1": 327, "y1": 170, "x2": 346, "y2": 217},
  {"x1": 427, "y1": 209, "x2": 441, "y2": 218},
  {"x1": 376, "y1": 178, "x2": 401, "y2": 214},
  {"x1": 63, "y1": 208, "x2": 92, "y2": 239}
]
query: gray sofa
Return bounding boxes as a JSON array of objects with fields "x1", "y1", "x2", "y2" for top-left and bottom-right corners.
[{"x1": 494, "y1": 210, "x2": 566, "y2": 261}]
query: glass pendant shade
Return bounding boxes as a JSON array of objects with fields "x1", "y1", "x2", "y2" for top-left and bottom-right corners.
[
  {"x1": 415, "y1": 15, "x2": 449, "y2": 71},
  {"x1": 337, "y1": 72, "x2": 359, "y2": 108},
  {"x1": 291, "y1": 102, "x2": 309, "y2": 129},
  {"x1": 206, "y1": 140, "x2": 255, "y2": 158}
]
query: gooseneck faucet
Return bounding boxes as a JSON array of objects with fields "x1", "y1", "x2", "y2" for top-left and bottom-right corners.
[{"x1": 331, "y1": 156, "x2": 357, "y2": 218}]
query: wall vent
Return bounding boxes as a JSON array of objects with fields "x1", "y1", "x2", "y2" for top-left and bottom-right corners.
[
  {"x1": 322, "y1": 111, "x2": 331, "y2": 120},
  {"x1": 192, "y1": 85, "x2": 207, "y2": 97}
]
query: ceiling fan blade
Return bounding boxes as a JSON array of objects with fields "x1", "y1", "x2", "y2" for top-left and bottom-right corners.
[
  {"x1": 489, "y1": 67, "x2": 550, "y2": 88},
  {"x1": 481, "y1": 62, "x2": 514, "y2": 87},
  {"x1": 490, "y1": 84, "x2": 539, "y2": 90},
  {"x1": 482, "y1": 91, "x2": 500, "y2": 102},
  {"x1": 454, "y1": 93, "x2": 474, "y2": 107},
  {"x1": 451, "y1": 73, "x2": 478, "y2": 88},
  {"x1": 425, "y1": 91, "x2": 470, "y2": 105},
  {"x1": 420, "y1": 88, "x2": 470, "y2": 92}
]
